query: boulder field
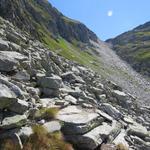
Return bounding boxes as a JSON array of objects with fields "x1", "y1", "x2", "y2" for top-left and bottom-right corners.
[{"x1": 0, "y1": 17, "x2": 149, "y2": 150}]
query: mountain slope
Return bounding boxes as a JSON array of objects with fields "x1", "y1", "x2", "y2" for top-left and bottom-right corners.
[
  {"x1": 0, "y1": 16, "x2": 150, "y2": 150},
  {"x1": 0, "y1": 0, "x2": 101, "y2": 70},
  {"x1": 0, "y1": 0, "x2": 149, "y2": 106},
  {"x1": 106, "y1": 22, "x2": 150, "y2": 77},
  {"x1": 0, "y1": 0, "x2": 97, "y2": 44}
]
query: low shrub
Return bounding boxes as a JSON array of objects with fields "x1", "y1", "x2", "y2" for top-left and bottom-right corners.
[
  {"x1": 1, "y1": 138, "x2": 21, "y2": 150},
  {"x1": 23, "y1": 125, "x2": 73, "y2": 150},
  {"x1": 1, "y1": 125, "x2": 73, "y2": 150},
  {"x1": 35, "y1": 107, "x2": 59, "y2": 120},
  {"x1": 116, "y1": 143, "x2": 128, "y2": 150}
]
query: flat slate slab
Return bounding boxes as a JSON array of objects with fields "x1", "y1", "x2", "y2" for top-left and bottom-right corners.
[
  {"x1": 0, "y1": 115, "x2": 27, "y2": 130},
  {"x1": 57, "y1": 105, "x2": 104, "y2": 134},
  {"x1": 65, "y1": 122, "x2": 115, "y2": 150}
]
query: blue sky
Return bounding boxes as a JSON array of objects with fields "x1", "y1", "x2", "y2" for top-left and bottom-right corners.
[{"x1": 48, "y1": 0, "x2": 150, "y2": 40}]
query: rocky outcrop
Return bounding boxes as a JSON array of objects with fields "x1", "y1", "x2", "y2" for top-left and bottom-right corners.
[
  {"x1": 0, "y1": 0, "x2": 98, "y2": 44},
  {"x1": 0, "y1": 16, "x2": 149, "y2": 150}
]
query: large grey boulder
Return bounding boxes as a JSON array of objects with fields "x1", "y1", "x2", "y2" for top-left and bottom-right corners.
[
  {"x1": 0, "y1": 51, "x2": 28, "y2": 72},
  {"x1": 127, "y1": 123, "x2": 149, "y2": 139},
  {"x1": 42, "y1": 88, "x2": 60, "y2": 97},
  {"x1": 0, "y1": 82, "x2": 17, "y2": 109},
  {"x1": 0, "y1": 38, "x2": 9, "y2": 51},
  {"x1": 38, "y1": 74, "x2": 62, "y2": 89},
  {"x1": 9, "y1": 99, "x2": 29, "y2": 114},
  {"x1": 9, "y1": 42, "x2": 21, "y2": 52},
  {"x1": 0, "y1": 76, "x2": 26, "y2": 99},
  {"x1": 6, "y1": 31, "x2": 21, "y2": 44},
  {"x1": 66, "y1": 121, "x2": 121, "y2": 150},
  {"x1": 0, "y1": 115, "x2": 27, "y2": 129},
  {"x1": 61, "y1": 71, "x2": 85, "y2": 84},
  {"x1": 112, "y1": 90, "x2": 132, "y2": 108},
  {"x1": 57, "y1": 106, "x2": 104, "y2": 135},
  {"x1": 0, "y1": 52, "x2": 18, "y2": 72},
  {"x1": 12, "y1": 70, "x2": 30, "y2": 81}
]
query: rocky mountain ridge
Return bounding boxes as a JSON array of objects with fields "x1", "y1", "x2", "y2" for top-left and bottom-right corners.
[
  {"x1": 0, "y1": 16, "x2": 150, "y2": 150},
  {"x1": 0, "y1": 0, "x2": 98, "y2": 44},
  {"x1": 106, "y1": 21, "x2": 150, "y2": 78}
]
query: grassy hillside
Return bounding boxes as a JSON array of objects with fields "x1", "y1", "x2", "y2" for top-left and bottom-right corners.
[
  {"x1": 0, "y1": 0, "x2": 102, "y2": 71},
  {"x1": 106, "y1": 23, "x2": 150, "y2": 77}
]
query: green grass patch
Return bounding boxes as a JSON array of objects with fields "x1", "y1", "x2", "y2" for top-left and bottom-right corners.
[
  {"x1": 135, "y1": 50, "x2": 150, "y2": 60},
  {"x1": 35, "y1": 107, "x2": 59, "y2": 120}
]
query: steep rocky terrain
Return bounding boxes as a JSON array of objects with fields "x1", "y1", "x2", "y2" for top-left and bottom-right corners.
[
  {"x1": 0, "y1": 15, "x2": 150, "y2": 150},
  {"x1": 0, "y1": 0, "x2": 150, "y2": 150},
  {"x1": 0, "y1": 0, "x2": 97, "y2": 45},
  {"x1": 0, "y1": 0, "x2": 149, "y2": 107},
  {"x1": 106, "y1": 22, "x2": 150, "y2": 78}
]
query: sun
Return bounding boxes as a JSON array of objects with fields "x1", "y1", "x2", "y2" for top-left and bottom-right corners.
[{"x1": 107, "y1": 10, "x2": 113, "y2": 17}]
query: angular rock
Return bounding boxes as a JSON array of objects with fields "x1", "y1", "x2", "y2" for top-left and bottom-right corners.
[
  {"x1": 57, "y1": 106, "x2": 104, "y2": 135},
  {"x1": 112, "y1": 90, "x2": 131, "y2": 108},
  {"x1": 0, "y1": 38, "x2": 9, "y2": 51},
  {"x1": 61, "y1": 71, "x2": 85, "y2": 84},
  {"x1": 64, "y1": 95, "x2": 78, "y2": 105},
  {"x1": 82, "y1": 103, "x2": 93, "y2": 109},
  {"x1": 9, "y1": 42, "x2": 21, "y2": 52},
  {"x1": 98, "y1": 94, "x2": 107, "y2": 102},
  {"x1": 42, "y1": 121, "x2": 61, "y2": 133},
  {"x1": 0, "y1": 51, "x2": 28, "y2": 72},
  {"x1": 6, "y1": 32, "x2": 21, "y2": 44},
  {"x1": 100, "y1": 103, "x2": 123, "y2": 120},
  {"x1": 38, "y1": 75, "x2": 62, "y2": 89},
  {"x1": 0, "y1": 51, "x2": 28, "y2": 61},
  {"x1": 112, "y1": 90, "x2": 126, "y2": 100},
  {"x1": 127, "y1": 123, "x2": 149, "y2": 139},
  {"x1": 12, "y1": 70, "x2": 30, "y2": 81},
  {"x1": 91, "y1": 87, "x2": 104, "y2": 95},
  {"x1": 0, "y1": 115, "x2": 27, "y2": 129},
  {"x1": 0, "y1": 83, "x2": 17, "y2": 109},
  {"x1": 66, "y1": 122, "x2": 119, "y2": 150},
  {"x1": 0, "y1": 76, "x2": 26, "y2": 99},
  {"x1": 0, "y1": 52, "x2": 17, "y2": 72},
  {"x1": 123, "y1": 116, "x2": 135, "y2": 125},
  {"x1": 26, "y1": 87, "x2": 40, "y2": 96},
  {"x1": 107, "y1": 81, "x2": 122, "y2": 91},
  {"x1": 39, "y1": 98, "x2": 55, "y2": 107},
  {"x1": 9, "y1": 99, "x2": 29, "y2": 114},
  {"x1": 96, "y1": 109, "x2": 113, "y2": 122},
  {"x1": 18, "y1": 126, "x2": 33, "y2": 140},
  {"x1": 130, "y1": 136, "x2": 150, "y2": 150},
  {"x1": 55, "y1": 99, "x2": 69, "y2": 107},
  {"x1": 42, "y1": 88, "x2": 60, "y2": 97},
  {"x1": 113, "y1": 129, "x2": 129, "y2": 148},
  {"x1": 60, "y1": 87, "x2": 82, "y2": 98}
]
